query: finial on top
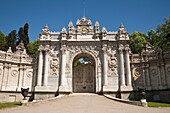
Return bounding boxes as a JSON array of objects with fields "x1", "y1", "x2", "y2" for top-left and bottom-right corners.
[
  {"x1": 95, "y1": 21, "x2": 100, "y2": 27},
  {"x1": 120, "y1": 23, "x2": 124, "y2": 28},
  {"x1": 61, "y1": 27, "x2": 67, "y2": 33}
]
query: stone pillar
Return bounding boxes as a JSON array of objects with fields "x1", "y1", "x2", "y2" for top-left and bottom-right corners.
[
  {"x1": 22, "y1": 66, "x2": 26, "y2": 87},
  {"x1": 37, "y1": 50, "x2": 43, "y2": 86},
  {"x1": 145, "y1": 65, "x2": 151, "y2": 89},
  {"x1": 60, "y1": 46, "x2": 66, "y2": 86},
  {"x1": 125, "y1": 46, "x2": 131, "y2": 86},
  {"x1": 119, "y1": 46, "x2": 125, "y2": 86},
  {"x1": 1, "y1": 63, "x2": 9, "y2": 90},
  {"x1": 102, "y1": 44, "x2": 108, "y2": 86},
  {"x1": 18, "y1": 66, "x2": 23, "y2": 87},
  {"x1": 43, "y1": 50, "x2": 49, "y2": 86}
]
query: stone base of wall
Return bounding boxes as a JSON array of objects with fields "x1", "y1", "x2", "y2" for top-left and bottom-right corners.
[
  {"x1": 34, "y1": 92, "x2": 58, "y2": 100},
  {"x1": 133, "y1": 89, "x2": 170, "y2": 103},
  {"x1": 0, "y1": 91, "x2": 33, "y2": 102}
]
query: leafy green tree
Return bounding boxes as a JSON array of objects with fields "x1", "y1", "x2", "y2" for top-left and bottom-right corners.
[
  {"x1": 148, "y1": 29, "x2": 160, "y2": 47},
  {"x1": 27, "y1": 39, "x2": 39, "y2": 57},
  {"x1": 0, "y1": 31, "x2": 7, "y2": 51},
  {"x1": 129, "y1": 32, "x2": 147, "y2": 53},
  {"x1": 6, "y1": 30, "x2": 17, "y2": 52},
  {"x1": 156, "y1": 18, "x2": 170, "y2": 49}
]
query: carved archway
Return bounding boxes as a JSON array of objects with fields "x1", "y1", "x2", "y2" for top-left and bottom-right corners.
[{"x1": 73, "y1": 53, "x2": 96, "y2": 93}]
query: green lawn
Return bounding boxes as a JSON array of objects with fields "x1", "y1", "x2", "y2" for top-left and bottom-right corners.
[
  {"x1": 0, "y1": 102, "x2": 21, "y2": 109},
  {"x1": 148, "y1": 102, "x2": 170, "y2": 107}
]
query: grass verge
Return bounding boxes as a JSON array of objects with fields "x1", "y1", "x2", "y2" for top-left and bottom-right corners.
[
  {"x1": 0, "y1": 102, "x2": 21, "y2": 109},
  {"x1": 148, "y1": 102, "x2": 170, "y2": 107}
]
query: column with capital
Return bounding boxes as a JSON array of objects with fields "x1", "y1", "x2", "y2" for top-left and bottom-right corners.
[
  {"x1": 125, "y1": 45, "x2": 132, "y2": 86},
  {"x1": 119, "y1": 45, "x2": 125, "y2": 86},
  {"x1": 17, "y1": 65, "x2": 24, "y2": 90},
  {"x1": 60, "y1": 46, "x2": 66, "y2": 86},
  {"x1": 43, "y1": 50, "x2": 49, "y2": 86},
  {"x1": 37, "y1": 50, "x2": 43, "y2": 86},
  {"x1": 1, "y1": 64, "x2": 9, "y2": 90},
  {"x1": 102, "y1": 44, "x2": 108, "y2": 86}
]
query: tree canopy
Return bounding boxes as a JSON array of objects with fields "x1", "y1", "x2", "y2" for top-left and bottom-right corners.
[
  {"x1": 6, "y1": 30, "x2": 17, "y2": 52},
  {"x1": 27, "y1": 39, "x2": 39, "y2": 57},
  {"x1": 129, "y1": 17, "x2": 170, "y2": 53},
  {"x1": 0, "y1": 31, "x2": 7, "y2": 51},
  {"x1": 129, "y1": 32, "x2": 147, "y2": 53}
]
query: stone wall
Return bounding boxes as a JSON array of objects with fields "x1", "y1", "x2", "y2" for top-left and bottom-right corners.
[
  {"x1": 0, "y1": 44, "x2": 35, "y2": 102},
  {"x1": 130, "y1": 44, "x2": 170, "y2": 102}
]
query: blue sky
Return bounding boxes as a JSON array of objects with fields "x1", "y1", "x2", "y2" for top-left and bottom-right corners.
[{"x1": 0, "y1": 0, "x2": 170, "y2": 41}]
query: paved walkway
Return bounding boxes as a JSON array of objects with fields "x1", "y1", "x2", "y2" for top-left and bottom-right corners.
[{"x1": 0, "y1": 94, "x2": 170, "y2": 113}]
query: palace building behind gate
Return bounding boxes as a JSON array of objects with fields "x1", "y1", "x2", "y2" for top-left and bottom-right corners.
[{"x1": 0, "y1": 17, "x2": 170, "y2": 102}]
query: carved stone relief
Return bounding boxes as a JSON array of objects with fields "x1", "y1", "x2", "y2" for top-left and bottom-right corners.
[
  {"x1": 151, "y1": 69, "x2": 158, "y2": 75},
  {"x1": 27, "y1": 71, "x2": 33, "y2": 78},
  {"x1": 50, "y1": 59, "x2": 59, "y2": 72},
  {"x1": 134, "y1": 68, "x2": 142, "y2": 77},
  {"x1": 167, "y1": 66, "x2": 170, "y2": 72},
  {"x1": 108, "y1": 53, "x2": 118, "y2": 76},
  {"x1": 12, "y1": 70, "x2": 18, "y2": 77}
]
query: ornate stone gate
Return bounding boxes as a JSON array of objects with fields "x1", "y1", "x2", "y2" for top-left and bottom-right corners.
[{"x1": 34, "y1": 16, "x2": 132, "y2": 98}]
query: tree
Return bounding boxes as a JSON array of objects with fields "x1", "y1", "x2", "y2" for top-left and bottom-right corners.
[
  {"x1": 27, "y1": 39, "x2": 39, "y2": 57},
  {"x1": 6, "y1": 30, "x2": 17, "y2": 52},
  {"x1": 24, "y1": 23, "x2": 29, "y2": 47},
  {"x1": 17, "y1": 23, "x2": 30, "y2": 49},
  {"x1": 0, "y1": 31, "x2": 7, "y2": 51},
  {"x1": 156, "y1": 18, "x2": 170, "y2": 49},
  {"x1": 148, "y1": 29, "x2": 160, "y2": 47},
  {"x1": 129, "y1": 32, "x2": 147, "y2": 53}
]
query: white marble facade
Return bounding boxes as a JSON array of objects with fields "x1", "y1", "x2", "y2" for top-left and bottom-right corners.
[
  {"x1": 34, "y1": 17, "x2": 132, "y2": 95},
  {"x1": 1, "y1": 17, "x2": 170, "y2": 102}
]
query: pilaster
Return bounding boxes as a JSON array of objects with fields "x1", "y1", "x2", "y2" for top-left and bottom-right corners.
[
  {"x1": 119, "y1": 45, "x2": 125, "y2": 86},
  {"x1": 37, "y1": 50, "x2": 43, "y2": 86},
  {"x1": 59, "y1": 45, "x2": 67, "y2": 92},
  {"x1": 43, "y1": 49, "x2": 49, "y2": 86},
  {"x1": 102, "y1": 44, "x2": 108, "y2": 86},
  {"x1": 125, "y1": 45, "x2": 131, "y2": 86}
]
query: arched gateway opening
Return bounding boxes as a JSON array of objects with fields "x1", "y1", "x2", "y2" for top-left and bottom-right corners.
[{"x1": 73, "y1": 53, "x2": 96, "y2": 93}]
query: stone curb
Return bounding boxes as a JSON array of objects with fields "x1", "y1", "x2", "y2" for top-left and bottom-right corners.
[{"x1": 104, "y1": 94, "x2": 145, "y2": 107}]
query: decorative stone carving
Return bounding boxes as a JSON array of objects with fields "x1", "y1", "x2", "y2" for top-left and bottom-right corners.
[
  {"x1": 61, "y1": 27, "x2": 67, "y2": 34},
  {"x1": 50, "y1": 59, "x2": 59, "y2": 72},
  {"x1": 134, "y1": 68, "x2": 142, "y2": 77},
  {"x1": 7, "y1": 47, "x2": 13, "y2": 54},
  {"x1": 27, "y1": 71, "x2": 33, "y2": 78},
  {"x1": 76, "y1": 17, "x2": 92, "y2": 26},
  {"x1": 117, "y1": 23, "x2": 129, "y2": 40},
  {"x1": 102, "y1": 27, "x2": 107, "y2": 38},
  {"x1": 167, "y1": 66, "x2": 170, "y2": 72},
  {"x1": 68, "y1": 21, "x2": 75, "y2": 36},
  {"x1": 108, "y1": 54, "x2": 118, "y2": 76},
  {"x1": 60, "y1": 45, "x2": 67, "y2": 54},
  {"x1": 12, "y1": 70, "x2": 18, "y2": 77},
  {"x1": 151, "y1": 69, "x2": 158, "y2": 75}
]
